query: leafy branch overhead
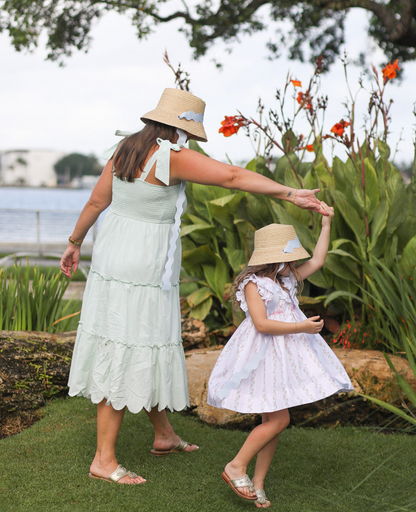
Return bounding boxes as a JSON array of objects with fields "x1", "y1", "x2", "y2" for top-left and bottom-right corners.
[{"x1": 1, "y1": 0, "x2": 416, "y2": 67}]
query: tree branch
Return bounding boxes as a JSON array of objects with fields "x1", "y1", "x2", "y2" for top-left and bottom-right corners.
[{"x1": 318, "y1": 0, "x2": 416, "y2": 44}]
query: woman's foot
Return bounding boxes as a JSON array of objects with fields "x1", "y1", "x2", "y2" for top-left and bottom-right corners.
[
  {"x1": 152, "y1": 434, "x2": 198, "y2": 454},
  {"x1": 254, "y1": 489, "x2": 271, "y2": 508},
  {"x1": 224, "y1": 461, "x2": 257, "y2": 499},
  {"x1": 89, "y1": 457, "x2": 146, "y2": 484}
]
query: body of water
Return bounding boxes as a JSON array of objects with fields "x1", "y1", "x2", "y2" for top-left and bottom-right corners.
[{"x1": 0, "y1": 187, "x2": 106, "y2": 243}]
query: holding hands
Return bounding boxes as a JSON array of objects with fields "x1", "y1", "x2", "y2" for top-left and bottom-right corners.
[
  {"x1": 320, "y1": 201, "x2": 334, "y2": 227},
  {"x1": 292, "y1": 189, "x2": 330, "y2": 216}
]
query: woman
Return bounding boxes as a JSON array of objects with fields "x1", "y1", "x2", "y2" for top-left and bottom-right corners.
[{"x1": 60, "y1": 88, "x2": 327, "y2": 485}]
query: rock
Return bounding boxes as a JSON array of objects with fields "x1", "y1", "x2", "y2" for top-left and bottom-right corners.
[
  {"x1": 185, "y1": 347, "x2": 258, "y2": 428},
  {"x1": 0, "y1": 321, "x2": 208, "y2": 435},
  {"x1": 185, "y1": 346, "x2": 416, "y2": 429},
  {"x1": 181, "y1": 318, "x2": 209, "y2": 350},
  {"x1": 0, "y1": 330, "x2": 76, "y2": 438},
  {"x1": 2, "y1": 327, "x2": 415, "y2": 435}
]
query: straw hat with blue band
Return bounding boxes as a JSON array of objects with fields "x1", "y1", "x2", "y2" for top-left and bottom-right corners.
[
  {"x1": 141, "y1": 88, "x2": 207, "y2": 142},
  {"x1": 248, "y1": 224, "x2": 310, "y2": 266}
]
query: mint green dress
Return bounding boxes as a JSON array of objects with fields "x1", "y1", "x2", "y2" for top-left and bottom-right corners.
[{"x1": 68, "y1": 139, "x2": 189, "y2": 413}]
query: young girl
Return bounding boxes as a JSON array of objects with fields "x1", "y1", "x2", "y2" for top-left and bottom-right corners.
[{"x1": 207, "y1": 203, "x2": 353, "y2": 507}]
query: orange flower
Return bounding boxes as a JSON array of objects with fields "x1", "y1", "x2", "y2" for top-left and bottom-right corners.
[
  {"x1": 219, "y1": 115, "x2": 248, "y2": 137},
  {"x1": 330, "y1": 119, "x2": 350, "y2": 137},
  {"x1": 306, "y1": 144, "x2": 314, "y2": 152},
  {"x1": 296, "y1": 91, "x2": 312, "y2": 111},
  {"x1": 382, "y1": 59, "x2": 400, "y2": 81},
  {"x1": 291, "y1": 79, "x2": 302, "y2": 87}
]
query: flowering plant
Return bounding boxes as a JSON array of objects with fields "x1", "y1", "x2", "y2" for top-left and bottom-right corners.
[{"x1": 212, "y1": 55, "x2": 416, "y2": 351}]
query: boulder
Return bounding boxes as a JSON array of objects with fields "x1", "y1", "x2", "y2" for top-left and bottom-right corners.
[
  {"x1": 0, "y1": 320, "x2": 209, "y2": 437},
  {"x1": 181, "y1": 318, "x2": 209, "y2": 350},
  {"x1": 0, "y1": 330, "x2": 76, "y2": 438},
  {"x1": 184, "y1": 346, "x2": 416, "y2": 429},
  {"x1": 1, "y1": 327, "x2": 415, "y2": 436}
]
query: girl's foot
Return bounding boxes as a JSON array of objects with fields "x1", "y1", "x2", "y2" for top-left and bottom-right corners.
[
  {"x1": 254, "y1": 489, "x2": 271, "y2": 508},
  {"x1": 152, "y1": 434, "x2": 198, "y2": 453},
  {"x1": 224, "y1": 462, "x2": 257, "y2": 499},
  {"x1": 89, "y1": 459, "x2": 146, "y2": 484}
]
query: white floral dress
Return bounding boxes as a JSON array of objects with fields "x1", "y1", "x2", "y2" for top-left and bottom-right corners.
[{"x1": 207, "y1": 274, "x2": 353, "y2": 414}]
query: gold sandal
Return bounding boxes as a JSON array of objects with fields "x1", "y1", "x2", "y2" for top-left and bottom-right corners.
[
  {"x1": 150, "y1": 437, "x2": 198, "y2": 456},
  {"x1": 89, "y1": 464, "x2": 144, "y2": 484},
  {"x1": 254, "y1": 489, "x2": 271, "y2": 508}
]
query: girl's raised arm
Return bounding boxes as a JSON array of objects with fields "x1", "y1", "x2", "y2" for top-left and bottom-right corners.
[
  {"x1": 295, "y1": 202, "x2": 334, "y2": 280},
  {"x1": 170, "y1": 149, "x2": 328, "y2": 215}
]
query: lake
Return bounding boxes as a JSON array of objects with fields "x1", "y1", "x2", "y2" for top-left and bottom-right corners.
[{"x1": 0, "y1": 187, "x2": 106, "y2": 243}]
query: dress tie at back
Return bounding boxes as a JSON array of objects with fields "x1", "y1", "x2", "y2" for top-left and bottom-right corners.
[{"x1": 103, "y1": 131, "x2": 187, "y2": 290}]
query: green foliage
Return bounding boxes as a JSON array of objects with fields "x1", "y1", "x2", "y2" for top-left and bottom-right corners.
[
  {"x1": 1, "y1": 1, "x2": 414, "y2": 68},
  {"x1": 182, "y1": 141, "x2": 416, "y2": 343},
  {"x1": 326, "y1": 258, "x2": 416, "y2": 354},
  {"x1": 0, "y1": 261, "x2": 79, "y2": 332},
  {"x1": 54, "y1": 153, "x2": 101, "y2": 182}
]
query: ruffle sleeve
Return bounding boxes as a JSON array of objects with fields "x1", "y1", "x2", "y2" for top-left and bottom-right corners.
[{"x1": 236, "y1": 275, "x2": 277, "y2": 312}]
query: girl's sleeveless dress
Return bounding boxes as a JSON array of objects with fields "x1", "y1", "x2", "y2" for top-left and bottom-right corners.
[
  {"x1": 68, "y1": 139, "x2": 189, "y2": 413},
  {"x1": 207, "y1": 274, "x2": 353, "y2": 414}
]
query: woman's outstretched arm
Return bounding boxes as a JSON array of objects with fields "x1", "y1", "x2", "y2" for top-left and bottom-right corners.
[{"x1": 170, "y1": 148, "x2": 328, "y2": 215}]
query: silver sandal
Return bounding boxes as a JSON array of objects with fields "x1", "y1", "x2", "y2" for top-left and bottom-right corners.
[
  {"x1": 254, "y1": 489, "x2": 270, "y2": 507},
  {"x1": 89, "y1": 464, "x2": 143, "y2": 484},
  {"x1": 221, "y1": 471, "x2": 257, "y2": 500}
]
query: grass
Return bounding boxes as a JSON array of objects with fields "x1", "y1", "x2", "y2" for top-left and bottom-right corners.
[{"x1": 0, "y1": 398, "x2": 415, "y2": 512}]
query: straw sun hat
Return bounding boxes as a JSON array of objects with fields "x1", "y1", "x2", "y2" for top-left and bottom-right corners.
[
  {"x1": 248, "y1": 224, "x2": 310, "y2": 266},
  {"x1": 141, "y1": 88, "x2": 207, "y2": 142}
]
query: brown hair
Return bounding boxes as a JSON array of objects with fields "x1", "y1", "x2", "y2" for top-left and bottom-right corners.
[
  {"x1": 231, "y1": 261, "x2": 304, "y2": 307},
  {"x1": 113, "y1": 120, "x2": 177, "y2": 183}
]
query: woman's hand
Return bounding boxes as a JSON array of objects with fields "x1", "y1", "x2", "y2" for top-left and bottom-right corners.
[
  {"x1": 299, "y1": 316, "x2": 324, "y2": 334},
  {"x1": 60, "y1": 244, "x2": 81, "y2": 278},
  {"x1": 292, "y1": 189, "x2": 329, "y2": 215},
  {"x1": 320, "y1": 201, "x2": 335, "y2": 227}
]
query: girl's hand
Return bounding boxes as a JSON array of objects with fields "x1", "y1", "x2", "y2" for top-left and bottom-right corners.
[
  {"x1": 292, "y1": 189, "x2": 329, "y2": 216},
  {"x1": 60, "y1": 244, "x2": 81, "y2": 278},
  {"x1": 299, "y1": 316, "x2": 324, "y2": 334},
  {"x1": 320, "y1": 201, "x2": 334, "y2": 227}
]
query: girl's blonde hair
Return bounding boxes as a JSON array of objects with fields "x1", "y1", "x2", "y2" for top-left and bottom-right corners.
[{"x1": 231, "y1": 261, "x2": 304, "y2": 307}]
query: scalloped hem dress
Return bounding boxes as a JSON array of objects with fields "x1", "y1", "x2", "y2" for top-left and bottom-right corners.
[
  {"x1": 68, "y1": 139, "x2": 189, "y2": 413},
  {"x1": 207, "y1": 274, "x2": 353, "y2": 414}
]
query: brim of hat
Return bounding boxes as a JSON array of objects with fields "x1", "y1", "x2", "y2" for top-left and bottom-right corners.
[
  {"x1": 248, "y1": 246, "x2": 310, "y2": 266},
  {"x1": 141, "y1": 110, "x2": 208, "y2": 142}
]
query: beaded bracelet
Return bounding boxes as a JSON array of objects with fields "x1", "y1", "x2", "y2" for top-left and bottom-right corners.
[{"x1": 68, "y1": 236, "x2": 82, "y2": 246}]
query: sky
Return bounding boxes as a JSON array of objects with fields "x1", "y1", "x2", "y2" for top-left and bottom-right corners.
[{"x1": 1, "y1": 5, "x2": 415, "y2": 168}]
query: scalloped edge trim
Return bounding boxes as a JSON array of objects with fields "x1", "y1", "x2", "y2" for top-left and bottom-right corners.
[
  {"x1": 162, "y1": 180, "x2": 187, "y2": 290},
  {"x1": 89, "y1": 268, "x2": 179, "y2": 288},
  {"x1": 216, "y1": 337, "x2": 270, "y2": 401},
  {"x1": 67, "y1": 390, "x2": 190, "y2": 414}
]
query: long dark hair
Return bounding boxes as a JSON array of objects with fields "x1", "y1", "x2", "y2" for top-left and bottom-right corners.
[
  {"x1": 113, "y1": 120, "x2": 177, "y2": 183},
  {"x1": 230, "y1": 261, "x2": 304, "y2": 307}
]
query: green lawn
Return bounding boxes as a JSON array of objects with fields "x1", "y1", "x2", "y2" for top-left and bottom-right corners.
[{"x1": 0, "y1": 398, "x2": 415, "y2": 512}]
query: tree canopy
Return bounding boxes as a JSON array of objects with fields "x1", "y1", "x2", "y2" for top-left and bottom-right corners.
[
  {"x1": 54, "y1": 153, "x2": 101, "y2": 182},
  {"x1": 1, "y1": 1, "x2": 415, "y2": 68}
]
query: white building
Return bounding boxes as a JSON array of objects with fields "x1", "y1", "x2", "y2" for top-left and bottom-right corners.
[{"x1": 0, "y1": 149, "x2": 65, "y2": 187}]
